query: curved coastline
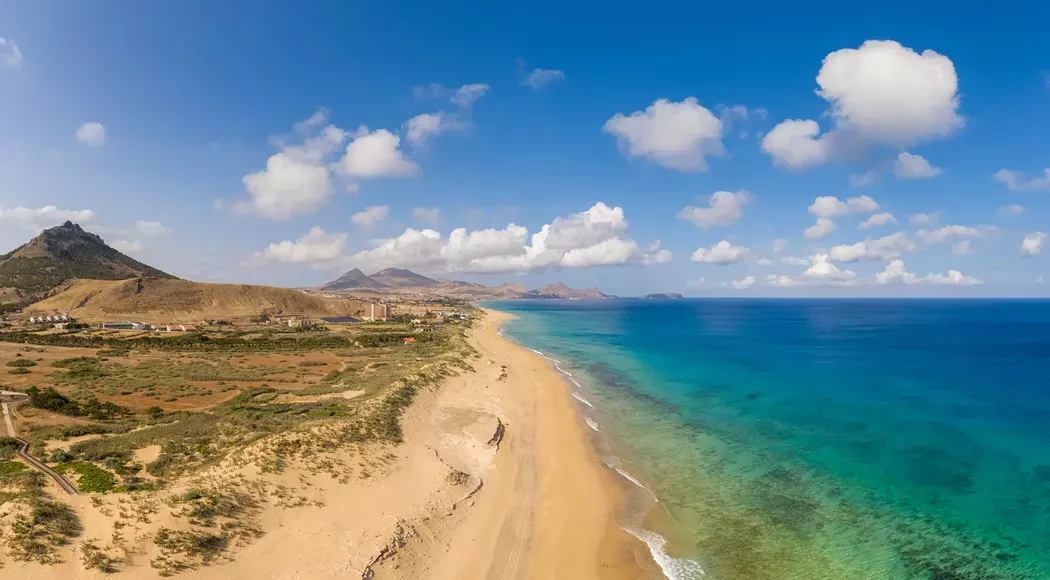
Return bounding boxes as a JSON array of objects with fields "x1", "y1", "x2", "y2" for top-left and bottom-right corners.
[{"x1": 490, "y1": 307, "x2": 707, "y2": 580}]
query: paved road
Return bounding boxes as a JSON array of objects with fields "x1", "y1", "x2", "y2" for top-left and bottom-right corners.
[{"x1": 1, "y1": 392, "x2": 79, "y2": 495}]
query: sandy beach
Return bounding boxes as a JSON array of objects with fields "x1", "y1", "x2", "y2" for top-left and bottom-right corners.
[{"x1": 8, "y1": 307, "x2": 656, "y2": 579}]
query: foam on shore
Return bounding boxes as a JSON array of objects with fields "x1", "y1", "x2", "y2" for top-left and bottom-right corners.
[{"x1": 504, "y1": 320, "x2": 707, "y2": 580}]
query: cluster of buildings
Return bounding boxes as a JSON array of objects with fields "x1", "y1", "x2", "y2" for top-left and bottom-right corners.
[
  {"x1": 29, "y1": 313, "x2": 71, "y2": 324},
  {"x1": 365, "y1": 303, "x2": 389, "y2": 321},
  {"x1": 97, "y1": 322, "x2": 196, "y2": 332}
]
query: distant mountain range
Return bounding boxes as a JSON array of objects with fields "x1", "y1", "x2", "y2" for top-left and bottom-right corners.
[
  {"x1": 0, "y1": 223, "x2": 624, "y2": 308},
  {"x1": 318, "y1": 268, "x2": 612, "y2": 300},
  {"x1": 0, "y1": 221, "x2": 175, "y2": 302}
]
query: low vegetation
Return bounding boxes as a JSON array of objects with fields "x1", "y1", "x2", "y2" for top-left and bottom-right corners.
[
  {"x1": 56, "y1": 461, "x2": 117, "y2": 493},
  {"x1": 0, "y1": 305, "x2": 478, "y2": 574}
]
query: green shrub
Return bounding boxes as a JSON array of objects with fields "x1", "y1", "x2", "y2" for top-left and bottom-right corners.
[
  {"x1": 6, "y1": 358, "x2": 36, "y2": 367},
  {"x1": 0, "y1": 460, "x2": 26, "y2": 475},
  {"x1": 56, "y1": 461, "x2": 116, "y2": 493},
  {"x1": 9, "y1": 498, "x2": 82, "y2": 563},
  {"x1": 0, "y1": 436, "x2": 22, "y2": 460},
  {"x1": 8, "y1": 367, "x2": 29, "y2": 375}
]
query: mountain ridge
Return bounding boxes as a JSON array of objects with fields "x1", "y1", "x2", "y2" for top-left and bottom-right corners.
[{"x1": 0, "y1": 221, "x2": 175, "y2": 300}]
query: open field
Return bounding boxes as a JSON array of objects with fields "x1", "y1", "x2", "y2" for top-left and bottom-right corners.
[{"x1": 0, "y1": 310, "x2": 478, "y2": 576}]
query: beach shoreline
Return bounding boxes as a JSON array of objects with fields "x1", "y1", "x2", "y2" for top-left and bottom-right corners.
[{"x1": 423, "y1": 306, "x2": 659, "y2": 579}]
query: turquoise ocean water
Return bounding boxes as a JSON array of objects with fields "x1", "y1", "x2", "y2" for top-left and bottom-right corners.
[{"x1": 487, "y1": 299, "x2": 1050, "y2": 580}]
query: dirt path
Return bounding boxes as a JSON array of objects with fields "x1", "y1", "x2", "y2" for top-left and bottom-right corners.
[{"x1": 2, "y1": 393, "x2": 80, "y2": 495}]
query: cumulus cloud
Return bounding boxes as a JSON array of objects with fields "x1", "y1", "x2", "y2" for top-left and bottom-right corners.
[
  {"x1": 894, "y1": 152, "x2": 941, "y2": 179},
  {"x1": 763, "y1": 40, "x2": 962, "y2": 168},
  {"x1": 677, "y1": 190, "x2": 751, "y2": 229},
  {"x1": 110, "y1": 240, "x2": 143, "y2": 254},
  {"x1": 993, "y1": 169, "x2": 1050, "y2": 191},
  {"x1": 690, "y1": 241, "x2": 751, "y2": 265},
  {"x1": 761, "y1": 119, "x2": 829, "y2": 169},
  {"x1": 809, "y1": 195, "x2": 880, "y2": 219},
  {"x1": 135, "y1": 220, "x2": 172, "y2": 236},
  {"x1": 351, "y1": 205, "x2": 390, "y2": 227},
  {"x1": 603, "y1": 97, "x2": 724, "y2": 172},
  {"x1": 876, "y1": 259, "x2": 982, "y2": 285},
  {"x1": 404, "y1": 112, "x2": 465, "y2": 147},
  {"x1": 259, "y1": 227, "x2": 348, "y2": 265},
  {"x1": 0, "y1": 37, "x2": 22, "y2": 69},
  {"x1": 414, "y1": 82, "x2": 491, "y2": 112},
  {"x1": 829, "y1": 232, "x2": 916, "y2": 262},
  {"x1": 1021, "y1": 232, "x2": 1047, "y2": 257},
  {"x1": 76, "y1": 122, "x2": 106, "y2": 146},
  {"x1": 998, "y1": 204, "x2": 1024, "y2": 216},
  {"x1": 804, "y1": 218, "x2": 838, "y2": 240},
  {"x1": 340, "y1": 127, "x2": 418, "y2": 178},
  {"x1": 767, "y1": 253, "x2": 860, "y2": 287},
  {"x1": 412, "y1": 207, "x2": 440, "y2": 224},
  {"x1": 909, "y1": 212, "x2": 939, "y2": 227},
  {"x1": 522, "y1": 68, "x2": 565, "y2": 89},
  {"x1": 239, "y1": 122, "x2": 348, "y2": 220},
  {"x1": 916, "y1": 225, "x2": 991, "y2": 245},
  {"x1": 259, "y1": 203, "x2": 669, "y2": 274},
  {"x1": 730, "y1": 276, "x2": 755, "y2": 289},
  {"x1": 859, "y1": 212, "x2": 897, "y2": 230},
  {"x1": 0, "y1": 205, "x2": 95, "y2": 229}
]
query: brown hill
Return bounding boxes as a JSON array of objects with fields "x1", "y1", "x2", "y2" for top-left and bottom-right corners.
[
  {"x1": 27, "y1": 278, "x2": 368, "y2": 323},
  {"x1": 532, "y1": 282, "x2": 610, "y2": 299},
  {"x1": 368, "y1": 268, "x2": 438, "y2": 288},
  {"x1": 0, "y1": 221, "x2": 174, "y2": 297}
]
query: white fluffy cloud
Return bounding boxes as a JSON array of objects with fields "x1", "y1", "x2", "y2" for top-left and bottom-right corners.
[
  {"x1": 110, "y1": 240, "x2": 143, "y2": 254},
  {"x1": 994, "y1": 169, "x2": 1050, "y2": 191},
  {"x1": 0, "y1": 37, "x2": 22, "y2": 69},
  {"x1": 829, "y1": 232, "x2": 916, "y2": 262},
  {"x1": 690, "y1": 241, "x2": 751, "y2": 265},
  {"x1": 876, "y1": 259, "x2": 982, "y2": 285},
  {"x1": 260, "y1": 202, "x2": 669, "y2": 274},
  {"x1": 260, "y1": 227, "x2": 348, "y2": 265},
  {"x1": 859, "y1": 212, "x2": 897, "y2": 230},
  {"x1": 1021, "y1": 232, "x2": 1047, "y2": 257},
  {"x1": 894, "y1": 152, "x2": 941, "y2": 179},
  {"x1": 450, "y1": 83, "x2": 490, "y2": 110},
  {"x1": 522, "y1": 68, "x2": 565, "y2": 89},
  {"x1": 998, "y1": 204, "x2": 1024, "y2": 217},
  {"x1": 412, "y1": 207, "x2": 440, "y2": 224},
  {"x1": 804, "y1": 218, "x2": 838, "y2": 240},
  {"x1": 764, "y1": 40, "x2": 962, "y2": 168},
  {"x1": 135, "y1": 220, "x2": 172, "y2": 236},
  {"x1": 239, "y1": 123, "x2": 348, "y2": 220},
  {"x1": 730, "y1": 276, "x2": 755, "y2": 289},
  {"x1": 767, "y1": 253, "x2": 860, "y2": 287},
  {"x1": 761, "y1": 119, "x2": 829, "y2": 169},
  {"x1": 809, "y1": 195, "x2": 880, "y2": 219},
  {"x1": 916, "y1": 225, "x2": 990, "y2": 245},
  {"x1": 677, "y1": 190, "x2": 751, "y2": 229},
  {"x1": 242, "y1": 148, "x2": 335, "y2": 220},
  {"x1": 340, "y1": 127, "x2": 418, "y2": 178},
  {"x1": 351, "y1": 205, "x2": 390, "y2": 227},
  {"x1": 404, "y1": 112, "x2": 464, "y2": 146},
  {"x1": 603, "y1": 98, "x2": 724, "y2": 172},
  {"x1": 0, "y1": 205, "x2": 95, "y2": 229},
  {"x1": 76, "y1": 122, "x2": 106, "y2": 146}
]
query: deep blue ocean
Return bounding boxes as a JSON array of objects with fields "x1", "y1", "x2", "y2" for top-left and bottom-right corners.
[{"x1": 489, "y1": 299, "x2": 1050, "y2": 580}]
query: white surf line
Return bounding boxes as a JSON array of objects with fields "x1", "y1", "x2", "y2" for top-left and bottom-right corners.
[
  {"x1": 584, "y1": 416, "x2": 600, "y2": 431},
  {"x1": 2, "y1": 403, "x2": 15, "y2": 438}
]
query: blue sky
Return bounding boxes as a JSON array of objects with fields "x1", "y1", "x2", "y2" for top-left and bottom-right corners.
[{"x1": 1, "y1": 0, "x2": 1048, "y2": 296}]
